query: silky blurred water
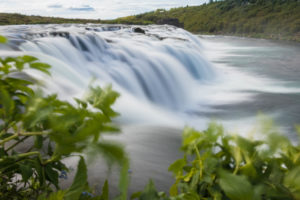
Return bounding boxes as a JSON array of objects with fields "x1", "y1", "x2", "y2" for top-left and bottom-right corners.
[
  {"x1": 0, "y1": 25, "x2": 299, "y2": 193},
  {"x1": 197, "y1": 35, "x2": 300, "y2": 138},
  {"x1": 1, "y1": 25, "x2": 299, "y2": 133}
]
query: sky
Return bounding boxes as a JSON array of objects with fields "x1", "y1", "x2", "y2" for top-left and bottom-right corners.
[{"x1": 0, "y1": 0, "x2": 207, "y2": 19}]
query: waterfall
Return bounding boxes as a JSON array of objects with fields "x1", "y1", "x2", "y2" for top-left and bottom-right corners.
[{"x1": 0, "y1": 24, "x2": 216, "y2": 124}]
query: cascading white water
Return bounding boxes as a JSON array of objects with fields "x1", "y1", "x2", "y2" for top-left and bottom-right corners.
[
  {"x1": 2, "y1": 24, "x2": 300, "y2": 129},
  {"x1": 0, "y1": 24, "x2": 216, "y2": 125}
]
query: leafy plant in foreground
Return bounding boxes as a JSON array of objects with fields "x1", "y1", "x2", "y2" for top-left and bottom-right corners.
[
  {"x1": 134, "y1": 122, "x2": 300, "y2": 200},
  {"x1": 0, "y1": 37, "x2": 128, "y2": 199}
]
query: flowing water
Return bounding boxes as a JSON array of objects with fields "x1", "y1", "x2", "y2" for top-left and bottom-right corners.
[
  {"x1": 198, "y1": 35, "x2": 300, "y2": 138},
  {"x1": 0, "y1": 24, "x2": 299, "y2": 193}
]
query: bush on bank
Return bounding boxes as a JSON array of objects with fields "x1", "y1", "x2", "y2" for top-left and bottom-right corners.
[
  {"x1": 134, "y1": 122, "x2": 300, "y2": 200},
  {"x1": 0, "y1": 38, "x2": 128, "y2": 200},
  {"x1": 110, "y1": 0, "x2": 300, "y2": 42}
]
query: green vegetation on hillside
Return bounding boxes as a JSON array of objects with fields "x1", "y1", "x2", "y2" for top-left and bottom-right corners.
[
  {"x1": 110, "y1": 0, "x2": 300, "y2": 41},
  {"x1": 0, "y1": 0, "x2": 299, "y2": 41},
  {"x1": 0, "y1": 13, "x2": 101, "y2": 25}
]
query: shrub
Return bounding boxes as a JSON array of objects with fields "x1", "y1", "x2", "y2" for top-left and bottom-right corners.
[
  {"x1": 0, "y1": 37, "x2": 128, "y2": 199},
  {"x1": 134, "y1": 122, "x2": 300, "y2": 200}
]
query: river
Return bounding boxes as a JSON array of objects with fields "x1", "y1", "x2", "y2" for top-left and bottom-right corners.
[{"x1": 0, "y1": 24, "x2": 299, "y2": 194}]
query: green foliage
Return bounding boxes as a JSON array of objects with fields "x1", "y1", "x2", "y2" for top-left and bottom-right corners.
[
  {"x1": 0, "y1": 40, "x2": 128, "y2": 199},
  {"x1": 0, "y1": 36, "x2": 6, "y2": 43},
  {"x1": 0, "y1": 13, "x2": 102, "y2": 25},
  {"x1": 1, "y1": 0, "x2": 299, "y2": 41},
  {"x1": 134, "y1": 122, "x2": 300, "y2": 200},
  {"x1": 108, "y1": 0, "x2": 300, "y2": 42},
  {"x1": 64, "y1": 157, "x2": 88, "y2": 200}
]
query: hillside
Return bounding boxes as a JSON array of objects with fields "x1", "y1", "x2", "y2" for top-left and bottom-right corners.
[
  {"x1": 0, "y1": 13, "x2": 100, "y2": 25},
  {"x1": 0, "y1": 0, "x2": 299, "y2": 42},
  {"x1": 108, "y1": 0, "x2": 300, "y2": 41}
]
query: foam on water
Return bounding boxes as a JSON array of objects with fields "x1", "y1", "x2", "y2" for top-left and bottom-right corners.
[{"x1": 0, "y1": 24, "x2": 298, "y2": 128}]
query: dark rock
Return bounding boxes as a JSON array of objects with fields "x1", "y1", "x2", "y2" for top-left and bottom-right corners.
[
  {"x1": 105, "y1": 39, "x2": 114, "y2": 43},
  {"x1": 133, "y1": 27, "x2": 145, "y2": 34},
  {"x1": 156, "y1": 18, "x2": 184, "y2": 28},
  {"x1": 49, "y1": 32, "x2": 70, "y2": 38}
]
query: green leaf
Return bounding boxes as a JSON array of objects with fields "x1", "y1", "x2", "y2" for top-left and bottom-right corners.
[
  {"x1": 23, "y1": 97, "x2": 54, "y2": 128},
  {"x1": 2, "y1": 57, "x2": 16, "y2": 64},
  {"x1": 43, "y1": 190, "x2": 66, "y2": 200},
  {"x1": 0, "y1": 148, "x2": 7, "y2": 157},
  {"x1": 87, "y1": 85, "x2": 120, "y2": 117},
  {"x1": 284, "y1": 166, "x2": 300, "y2": 199},
  {"x1": 239, "y1": 162, "x2": 257, "y2": 179},
  {"x1": 0, "y1": 35, "x2": 7, "y2": 43},
  {"x1": 30, "y1": 62, "x2": 51, "y2": 75},
  {"x1": 219, "y1": 170, "x2": 255, "y2": 200},
  {"x1": 130, "y1": 192, "x2": 142, "y2": 200},
  {"x1": 90, "y1": 142, "x2": 126, "y2": 165},
  {"x1": 182, "y1": 192, "x2": 201, "y2": 200},
  {"x1": 168, "y1": 158, "x2": 186, "y2": 176},
  {"x1": 20, "y1": 55, "x2": 38, "y2": 63},
  {"x1": 74, "y1": 98, "x2": 88, "y2": 109},
  {"x1": 33, "y1": 159, "x2": 46, "y2": 187},
  {"x1": 232, "y1": 146, "x2": 242, "y2": 173},
  {"x1": 139, "y1": 180, "x2": 160, "y2": 200},
  {"x1": 182, "y1": 127, "x2": 201, "y2": 147},
  {"x1": 5, "y1": 77, "x2": 33, "y2": 87},
  {"x1": 34, "y1": 135, "x2": 43, "y2": 149},
  {"x1": 65, "y1": 157, "x2": 88, "y2": 200},
  {"x1": 0, "y1": 88, "x2": 15, "y2": 119},
  {"x1": 100, "y1": 180, "x2": 109, "y2": 200},
  {"x1": 20, "y1": 165, "x2": 33, "y2": 182},
  {"x1": 118, "y1": 158, "x2": 129, "y2": 200},
  {"x1": 169, "y1": 183, "x2": 178, "y2": 196},
  {"x1": 45, "y1": 164, "x2": 59, "y2": 189}
]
